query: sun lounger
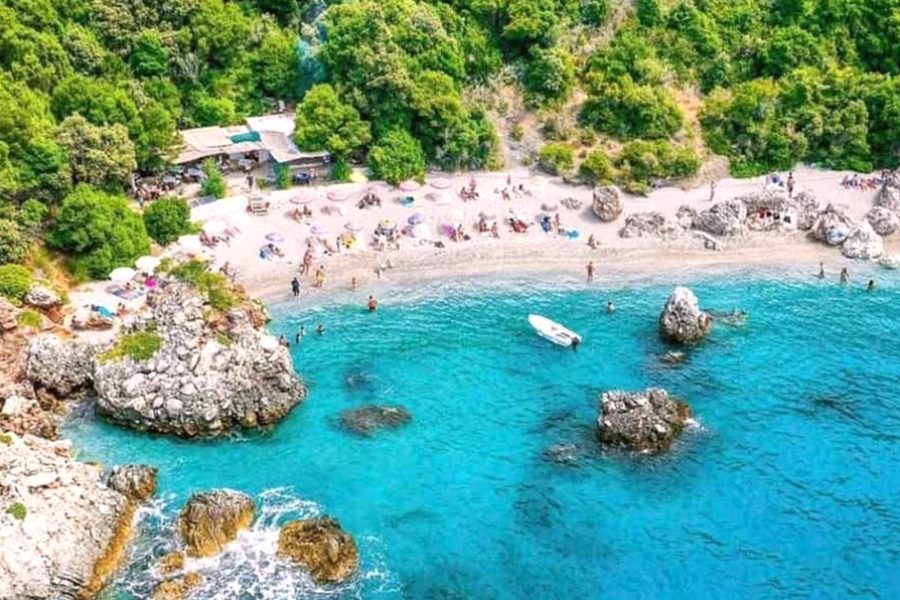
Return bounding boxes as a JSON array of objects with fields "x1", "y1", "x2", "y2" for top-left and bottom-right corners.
[{"x1": 107, "y1": 285, "x2": 144, "y2": 300}]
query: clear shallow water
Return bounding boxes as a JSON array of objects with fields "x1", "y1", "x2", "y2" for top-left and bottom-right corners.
[{"x1": 66, "y1": 273, "x2": 900, "y2": 599}]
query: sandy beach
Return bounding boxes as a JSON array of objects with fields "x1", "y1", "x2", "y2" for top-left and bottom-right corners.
[{"x1": 186, "y1": 165, "x2": 894, "y2": 303}]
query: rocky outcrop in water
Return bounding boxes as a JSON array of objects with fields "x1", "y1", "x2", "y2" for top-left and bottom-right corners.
[
  {"x1": 25, "y1": 334, "x2": 97, "y2": 400},
  {"x1": 277, "y1": 517, "x2": 359, "y2": 584},
  {"x1": 619, "y1": 212, "x2": 681, "y2": 240},
  {"x1": 93, "y1": 283, "x2": 305, "y2": 437},
  {"x1": 0, "y1": 433, "x2": 133, "y2": 599},
  {"x1": 659, "y1": 286, "x2": 712, "y2": 344},
  {"x1": 812, "y1": 203, "x2": 855, "y2": 245},
  {"x1": 178, "y1": 489, "x2": 255, "y2": 558},
  {"x1": 597, "y1": 388, "x2": 692, "y2": 452},
  {"x1": 152, "y1": 572, "x2": 202, "y2": 600},
  {"x1": 591, "y1": 186, "x2": 623, "y2": 222},
  {"x1": 340, "y1": 405, "x2": 411, "y2": 436},
  {"x1": 841, "y1": 221, "x2": 884, "y2": 260},
  {"x1": 866, "y1": 207, "x2": 899, "y2": 236},
  {"x1": 105, "y1": 465, "x2": 158, "y2": 502},
  {"x1": 694, "y1": 199, "x2": 747, "y2": 236}
]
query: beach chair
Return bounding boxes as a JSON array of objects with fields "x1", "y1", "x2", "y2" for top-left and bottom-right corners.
[{"x1": 247, "y1": 196, "x2": 270, "y2": 215}]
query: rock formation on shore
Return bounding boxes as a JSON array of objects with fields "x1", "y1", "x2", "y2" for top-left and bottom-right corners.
[
  {"x1": 619, "y1": 212, "x2": 681, "y2": 240},
  {"x1": 659, "y1": 286, "x2": 712, "y2": 344},
  {"x1": 866, "y1": 207, "x2": 899, "y2": 236},
  {"x1": 694, "y1": 199, "x2": 747, "y2": 236},
  {"x1": 277, "y1": 517, "x2": 359, "y2": 584},
  {"x1": 105, "y1": 465, "x2": 158, "y2": 502},
  {"x1": 591, "y1": 186, "x2": 623, "y2": 222},
  {"x1": 812, "y1": 203, "x2": 855, "y2": 245},
  {"x1": 0, "y1": 433, "x2": 134, "y2": 599},
  {"x1": 597, "y1": 388, "x2": 692, "y2": 453},
  {"x1": 178, "y1": 489, "x2": 255, "y2": 557},
  {"x1": 93, "y1": 282, "x2": 305, "y2": 437},
  {"x1": 26, "y1": 335, "x2": 98, "y2": 401},
  {"x1": 841, "y1": 221, "x2": 884, "y2": 260},
  {"x1": 340, "y1": 405, "x2": 412, "y2": 436}
]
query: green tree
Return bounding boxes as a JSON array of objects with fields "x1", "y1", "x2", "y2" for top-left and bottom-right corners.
[
  {"x1": 0, "y1": 219, "x2": 28, "y2": 264},
  {"x1": 368, "y1": 129, "x2": 426, "y2": 185},
  {"x1": 57, "y1": 114, "x2": 137, "y2": 191},
  {"x1": 293, "y1": 84, "x2": 371, "y2": 158},
  {"x1": 48, "y1": 185, "x2": 150, "y2": 279},
  {"x1": 581, "y1": 77, "x2": 683, "y2": 140},
  {"x1": 256, "y1": 29, "x2": 300, "y2": 100},
  {"x1": 130, "y1": 30, "x2": 169, "y2": 78},
  {"x1": 143, "y1": 197, "x2": 191, "y2": 245},
  {"x1": 523, "y1": 45, "x2": 575, "y2": 105},
  {"x1": 200, "y1": 159, "x2": 227, "y2": 198}
]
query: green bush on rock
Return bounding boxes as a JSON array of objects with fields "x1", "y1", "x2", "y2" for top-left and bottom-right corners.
[
  {"x1": 99, "y1": 331, "x2": 162, "y2": 364},
  {"x1": 6, "y1": 502, "x2": 26, "y2": 521},
  {"x1": 0, "y1": 264, "x2": 33, "y2": 302},
  {"x1": 171, "y1": 260, "x2": 237, "y2": 311}
]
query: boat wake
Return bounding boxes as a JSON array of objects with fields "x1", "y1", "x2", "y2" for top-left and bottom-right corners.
[{"x1": 110, "y1": 488, "x2": 395, "y2": 599}]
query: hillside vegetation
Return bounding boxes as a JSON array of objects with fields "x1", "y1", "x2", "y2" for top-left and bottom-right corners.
[{"x1": 1, "y1": 0, "x2": 900, "y2": 275}]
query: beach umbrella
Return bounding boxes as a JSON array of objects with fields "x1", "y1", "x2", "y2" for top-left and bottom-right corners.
[
  {"x1": 408, "y1": 212, "x2": 426, "y2": 225},
  {"x1": 265, "y1": 232, "x2": 285, "y2": 243},
  {"x1": 399, "y1": 180, "x2": 421, "y2": 192},
  {"x1": 177, "y1": 234, "x2": 202, "y2": 253},
  {"x1": 290, "y1": 196, "x2": 314, "y2": 205},
  {"x1": 431, "y1": 178, "x2": 451, "y2": 189},
  {"x1": 327, "y1": 189, "x2": 351, "y2": 202},
  {"x1": 344, "y1": 222, "x2": 363, "y2": 232},
  {"x1": 203, "y1": 220, "x2": 227, "y2": 236},
  {"x1": 378, "y1": 219, "x2": 397, "y2": 231},
  {"x1": 134, "y1": 256, "x2": 160, "y2": 273},
  {"x1": 109, "y1": 267, "x2": 137, "y2": 282}
]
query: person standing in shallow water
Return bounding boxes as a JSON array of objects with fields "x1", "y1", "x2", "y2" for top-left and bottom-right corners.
[
  {"x1": 586, "y1": 261, "x2": 595, "y2": 283},
  {"x1": 840, "y1": 267, "x2": 850, "y2": 284},
  {"x1": 867, "y1": 279, "x2": 876, "y2": 291},
  {"x1": 367, "y1": 295, "x2": 378, "y2": 312},
  {"x1": 818, "y1": 262, "x2": 825, "y2": 279}
]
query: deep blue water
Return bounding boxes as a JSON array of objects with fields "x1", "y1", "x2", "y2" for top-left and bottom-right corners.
[{"x1": 66, "y1": 271, "x2": 900, "y2": 599}]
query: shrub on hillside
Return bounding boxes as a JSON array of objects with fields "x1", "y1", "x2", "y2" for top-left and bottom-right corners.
[
  {"x1": 368, "y1": 130, "x2": 426, "y2": 185},
  {"x1": 200, "y1": 159, "x2": 227, "y2": 199},
  {"x1": 615, "y1": 140, "x2": 699, "y2": 193},
  {"x1": 0, "y1": 264, "x2": 32, "y2": 302},
  {"x1": 0, "y1": 219, "x2": 28, "y2": 264},
  {"x1": 578, "y1": 150, "x2": 615, "y2": 184},
  {"x1": 538, "y1": 143, "x2": 575, "y2": 175}
]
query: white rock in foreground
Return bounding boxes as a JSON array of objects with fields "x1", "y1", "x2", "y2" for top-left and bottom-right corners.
[{"x1": 841, "y1": 221, "x2": 884, "y2": 260}]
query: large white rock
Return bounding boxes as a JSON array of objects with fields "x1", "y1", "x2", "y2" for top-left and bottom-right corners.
[
  {"x1": 841, "y1": 221, "x2": 884, "y2": 260},
  {"x1": 0, "y1": 434, "x2": 131, "y2": 599},
  {"x1": 659, "y1": 286, "x2": 713, "y2": 344}
]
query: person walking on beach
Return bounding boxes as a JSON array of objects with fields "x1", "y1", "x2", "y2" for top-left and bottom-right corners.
[
  {"x1": 586, "y1": 261, "x2": 595, "y2": 283},
  {"x1": 787, "y1": 171, "x2": 795, "y2": 198},
  {"x1": 817, "y1": 262, "x2": 825, "y2": 279},
  {"x1": 588, "y1": 234, "x2": 598, "y2": 250},
  {"x1": 291, "y1": 277, "x2": 300, "y2": 298},
  {"x1": 840, "y1": 267, "x2": 850, "y2": 284},
  {"x1": 367, "y1": 295, "x2": 378, "y2": 312},
  {"x1": 709, "y1": 180, "x2": 717, "y2": 202},
  {"x1": 314, "y1": 265, "x2": 326, "y2": 288}
]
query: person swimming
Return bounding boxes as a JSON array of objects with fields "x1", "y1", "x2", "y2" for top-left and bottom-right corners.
[
  {"x1": 606, "y1": 300, "x2": 615, "y2": 313},
  {"x1": 867, "y1": 279, "x2": 876, "y2": 291},
  {"x1": 367, "y1": 295, "x2": 378, "y2": 312},
  {"x1": 315, "y1": 324, "x2": 325, "y2": 335}
]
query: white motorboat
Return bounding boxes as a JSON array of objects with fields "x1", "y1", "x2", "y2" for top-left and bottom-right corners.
[{"x1": 528, "y1": 314, "x2": 582, "y2": 348}]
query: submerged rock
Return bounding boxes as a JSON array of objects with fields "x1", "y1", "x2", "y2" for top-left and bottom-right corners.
[
  {"x1": 105, "y1": 465, "x2": 158, "y2": 502},
  {"x1": 25, "y1": 335, "x2": 97, "y2": 400},
  {"x1": 178, "y1": 489, "x2": 255, "y2": 558},
  {"x1": 841, "y1": 221, "x2": 884, "y2": 260},
  {"x1": 93, "y1": 282, "x2": 305, "y2": 437},
  {"x1": 542, "y1": 443, "x2": 582, "y2": 466},
  {"x1": 0, "y1": 433, "x2": 133, "y2": 599},
  {"x1": 866, "y1": 207, "x2": 899, "y2": 237},
  {"x1": 619, "y1": 212, "x2": 681, "y2": 240},
  {"x1": 812, "y1": 203, "x2": 855, "y2": 245},
  {"x1": 694, "y1": 199, "x2": 747, "y2": 236},
  {"x1": 597, "y1": 388, "x2": 692, "y2": 453},
  {"x1": 277, "y1": 517, "x2": 359, "y2": 584},
  {"x1": 591, "y1": 186, "x2": 623, "y2": 222},
  {"x1": 151, "y1": 572, "x2": 202, "y2": 600},
  {"x1": 340, "y1": 405, "x2": 411, "y2": 435},
  {"x1": 659, "y1": 350, "x2": 687, "y2": 365},
  {"x1": 659, "y1": 286, "x2": 713, "y2": 345}
]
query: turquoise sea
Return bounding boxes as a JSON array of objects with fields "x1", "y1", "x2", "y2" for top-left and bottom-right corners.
[{"x1": 66, "y1": 269, "x2": 900, "y2": 599}]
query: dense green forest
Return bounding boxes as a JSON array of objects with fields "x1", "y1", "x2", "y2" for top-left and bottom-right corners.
[{"x1": 1, "y1": 0, "x2": 900, "y2": 281}]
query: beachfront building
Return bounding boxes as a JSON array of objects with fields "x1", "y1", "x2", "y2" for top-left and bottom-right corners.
[{"x1": 173, "y1": 114, "x2": 331, "y2": 184}]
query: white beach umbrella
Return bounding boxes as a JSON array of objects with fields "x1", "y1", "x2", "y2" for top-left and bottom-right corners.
[
  {"x1": 430, "y1": 178, "x2": 452, "y2": 189},
  {"x1": 134, "y1": 256, "x2": 160, "y2": 273},
  {"x1": 177, "y1": 234, "x2": 202, "y2": 252},
  {"x1": 109, "y1": 267, "x2": 137, "y2": 282},
  {"x1": 203, "y1": 220, "x2": 227, "y2": 236}
]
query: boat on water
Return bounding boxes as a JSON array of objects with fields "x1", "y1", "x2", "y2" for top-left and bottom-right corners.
[{"x1": 528, "y1": 314, "x2": 582, "y2": 347}]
